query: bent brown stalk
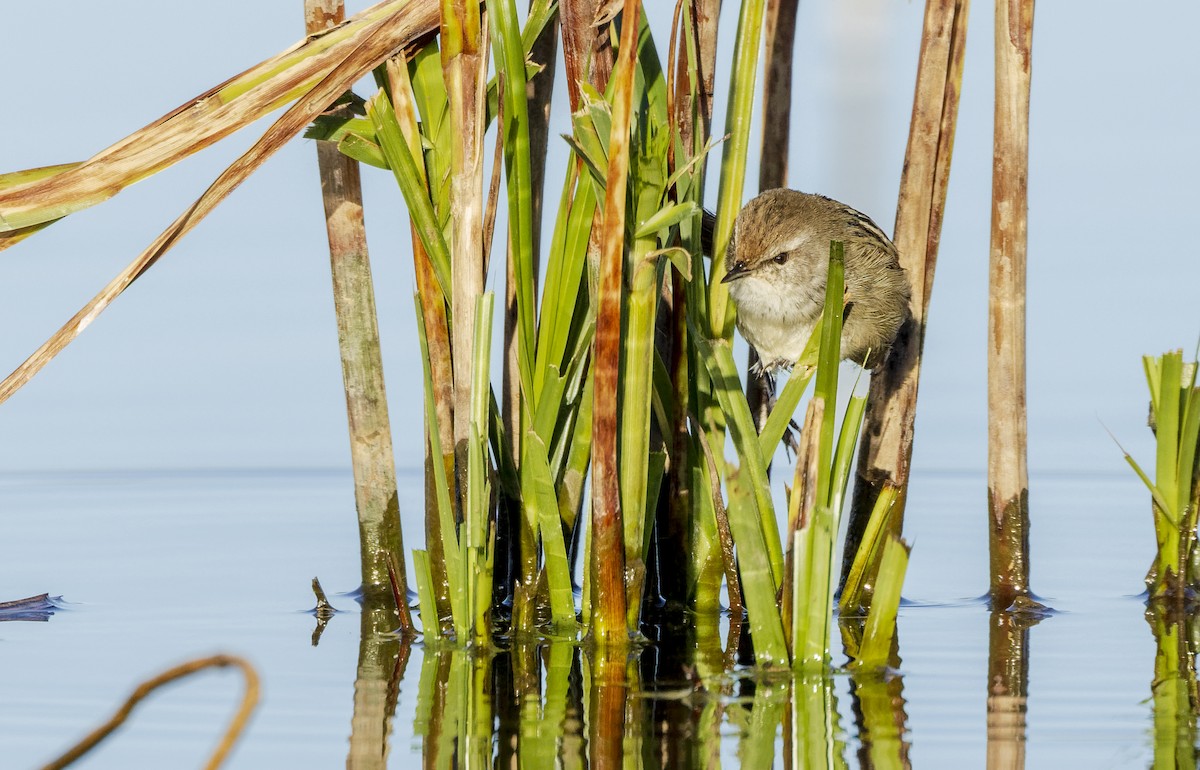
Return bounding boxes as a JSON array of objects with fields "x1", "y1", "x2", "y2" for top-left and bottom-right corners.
[
  {"x1": 0, "y1": 3, "x2": 440, "y2": 407},
  {"x1": 0, "y1": 0, "x2": 435, "y2": 246},
  {"x1": 42, "y1": 655, "x2": 259, "y2": 770}
]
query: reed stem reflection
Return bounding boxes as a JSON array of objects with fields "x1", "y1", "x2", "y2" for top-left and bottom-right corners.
[
  {"x1": 1147, "y1": 603, "x2": 1200, "y2": 768},
  {"x1": 347, "y1": 606, "x2": 411, "y2": 769},
  {"x1": 396, "y1": 615, "x2": 921, "y2": 768},
  {"x1": 985, "y1": 603, "x2": 1045, "y2": 770}
]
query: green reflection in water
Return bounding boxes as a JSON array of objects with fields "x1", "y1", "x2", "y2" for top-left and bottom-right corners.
[
  {"x1": 1148, "y1": 604, "x2": 1200, "y2": 770},
  {"x1": 336, "y1": 615, "x2": 916, "y2": 769}
]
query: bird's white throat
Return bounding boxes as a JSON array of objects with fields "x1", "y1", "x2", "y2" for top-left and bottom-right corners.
[{"x1": 728, "y1": 274, "x2": 820, "y2": 369}]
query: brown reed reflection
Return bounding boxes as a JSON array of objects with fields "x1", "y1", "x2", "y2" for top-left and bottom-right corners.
[
  {"x1": 986, "y1": 601, "x2": 1046, "y2": 770},
  {"x1": 1146, "y1": 603, "x2": 1200, "y2": 767},
  {"x1": 346, "y1": 605, "x2": 412, "y2": 770}
]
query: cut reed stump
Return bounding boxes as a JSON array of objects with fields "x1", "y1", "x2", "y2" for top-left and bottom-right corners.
[
  {"x1": 988, "y1": 0, "x2": 1035, "y2": 606},
  {"x1": 307, "y1": 0, "x2": 412, "y2": 630}
]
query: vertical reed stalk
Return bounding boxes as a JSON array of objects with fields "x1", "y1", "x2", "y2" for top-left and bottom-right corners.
[
  {"x1": 390, "y1": 53, "x2": 456, "y2": 625},
  {"x1": 749, "y1": 0, "x2": 799, "y2": 432},
  {"x1": 988, "y1": 0, "x2": 1035, "y2": 606},
  {"x1": 560, "y1": 0, "x2": 614, "y2": 112},
  {"x1": 307, "y1": 0, "x2": 410, "y2": 629},
  {"x1": 589, "y1": 0, "x2": 644, "y2": 646},
  {"x1": 707, "y1": 0, "x2": 767, "y2": 339},
  {"x1": 617, "y1": 16, "x2": 671, "y2": 626},
  {"x1": 758, "y1": 0, "x2": 797, "y2": 195},
  {"x1": 668, "y1": 0, "x2": 722, "y2": 613},
  {"x1": 489, "y1": 0, "x2": 539, "y2": 634},
  {"x1": 559, "y1": 0, "x2": 615, "y2": 626},
  {"x1": 791, "y1": 244, "x2": 846, "y2": 670},
  {"x1": 526, "y1": 7, "x2": 559, "y2": 264},
  {"x1": 843, "y1": 0, "x2": 970, "y2": 585},
  {"x1": 441, "y1": 0, "x2": 488, "y2": 518}
]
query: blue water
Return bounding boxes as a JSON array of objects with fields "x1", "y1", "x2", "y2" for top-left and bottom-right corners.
[{"x1": 0, "y1": 468, "x2": 1167, "y2": 768}]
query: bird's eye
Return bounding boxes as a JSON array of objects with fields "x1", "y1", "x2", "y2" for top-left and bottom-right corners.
[{"x1": 773, "y1": 253, "x2": 789, "y2": 265}]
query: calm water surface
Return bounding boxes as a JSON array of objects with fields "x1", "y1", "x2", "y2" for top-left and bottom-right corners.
[{"x1": 0, "y1": 468, "x2": 1178, "y2": 768}]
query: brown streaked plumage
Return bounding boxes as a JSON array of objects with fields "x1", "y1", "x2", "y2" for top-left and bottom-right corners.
[{"x1": 721, "y1": 188, "x2": 910, "y2": 371}]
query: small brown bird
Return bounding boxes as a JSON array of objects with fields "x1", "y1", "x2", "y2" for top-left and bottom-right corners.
[{"x1": 720, "y1": 189, "x2": 910, "y2": 373}]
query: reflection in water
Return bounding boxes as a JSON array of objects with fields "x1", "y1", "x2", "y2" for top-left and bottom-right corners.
[
  {"x1": 326, "y1": 614, "x2": 918, "y2": 769},
  {"x1": 346, "y1": 607, "x2": 412, "y2": 769},
  {"x1": 841, "y1": 618, "x2": 910, "y2": 770},
  {"x1": 0, "y1": 592, "x2": 58, "y2": 622},
  {"x1": 986, "y1": 603, "x2": 1045, "y2": 770},
  {"x1": 848, "y1": 668, "x2": 909, "y2": 770},
  {"x1": 1147, "y1": 604, "x2": 1200, "y2": 767},
  {"x1": 297, "y1": 569, "x2": 1200, "y2": 767},
  {"x1": 786, "y1": 673, "x2": 845, "y2": 770}
]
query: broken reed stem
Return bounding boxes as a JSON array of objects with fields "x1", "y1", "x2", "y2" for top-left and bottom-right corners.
[
  {"x1": 307, "y1": 0, "x2": 411, "y2": 631},
  {"x1": 842, "y1": 0, "x2": 970, "y2": 587},
  {"x1": 42, "y1": 655, "x2": 259, "y2": 770},
  {"x1": 0, "y1": 0, "x2": 434, "y2": 246},
  {"x1": 0, "y1": 2, "x2": 441, "y2": 407},
  {"x1": 988, "y1": 0, "x2": 1034, "y2": 605}
]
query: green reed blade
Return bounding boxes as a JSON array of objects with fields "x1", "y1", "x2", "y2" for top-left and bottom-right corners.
[
  {"x1": 487, "y1": 0, "x2": 536, "y2": 389},
  {"x1": 691, "y1": 325, "x2": 787, "y2": 665},
  {"x1": 856, "y1": 536, "x2": 911, "y2": 667},
  {"x1": 521, "y1": 433, "x2": 578, "y2": 631},
  {"x1": 412, "y1": 549, "x2": 439, "y2": 637},
  {"x1": 368, "y1": 90, "x2": 452, "y2": 301},
  {"x1": 1156, "y1": 351, "x2": 1182, "y2": 520},
  {"x1": 414, "y1": 294, "x2": 463, "y2": 635},
  {"x1": 839, "y1": 484, "x2": 901, "y2": 615},
  {"x1": 758, "y1": 326, "x2": 821, "y2": 460},
  {"x1": 707, "y1": 0, "x2": 767, "y2": 338}
]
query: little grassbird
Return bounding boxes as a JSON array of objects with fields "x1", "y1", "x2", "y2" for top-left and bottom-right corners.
[{"x1": 720, "y1": 188, "x2": 911, "y2": 373}]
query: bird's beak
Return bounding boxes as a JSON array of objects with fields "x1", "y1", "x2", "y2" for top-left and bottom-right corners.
[{"x1": 721, "y1": 263, "x2": 749, "y2": 284}]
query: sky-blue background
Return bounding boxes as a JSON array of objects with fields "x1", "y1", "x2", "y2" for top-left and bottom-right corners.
[{"x1": 2, "y1": 1, "x2": 1196, "y2": 477}]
